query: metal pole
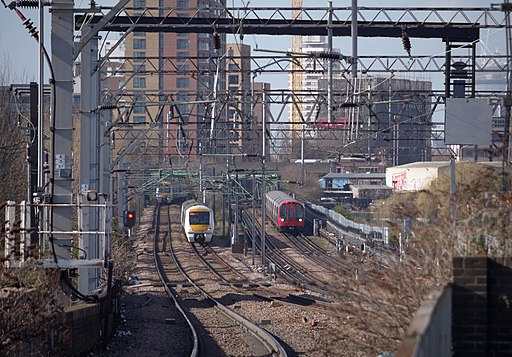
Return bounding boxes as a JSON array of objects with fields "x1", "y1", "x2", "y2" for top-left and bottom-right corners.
[
  {"x1": 29, "y1": 83, "x2": 39, "y2": 249},
  {"x1": 450, "y1": 157, "x2": 457, "y2": 236},
  {"x1": 199, "y1": 142, "x2": 203, "y2": 203},
  {"x1": 300, "y1": 125, "x2": 305, "y2": 186},
  {"x1": 251, "y1": 172, "x2": 255, "y2": 266},
  {"x1": 79, "y1": 19, "x2": 100, "y2": 293},
  {"x1": 351, "y1": 0, "x2": 358, "y2": 78},
  {"x1": 503, "y1": 1, "x2": 512, "y2": 191},
  {"x1": 327, "y1": 0, "x2": 333, "y2": 123},
  {"x1": 261, "y1": 91, "x2": 267, "y2": 269},
  {"x1": 221, "y1": 186, "x2": 226, "y2": 239},
  {"x1": 51, "y1": 0, "x2": 74, "y2": 262},
  {"x1": 37, "y1": 0, "x2": 45, "y2": 190}
]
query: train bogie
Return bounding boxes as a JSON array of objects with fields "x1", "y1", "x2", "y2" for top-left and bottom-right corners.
[
  {"x1": 265, "y1": 191, "x2": 305, "y2": 234},
  {"x1": 181, "y1": 199, "x2": 214, "y2": 245}
]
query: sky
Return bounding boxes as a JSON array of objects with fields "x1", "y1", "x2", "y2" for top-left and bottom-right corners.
[{"x1": 0, "y1": 0, "x2": 504, "y2": 85}]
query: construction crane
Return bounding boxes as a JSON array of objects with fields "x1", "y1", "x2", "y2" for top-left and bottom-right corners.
[{"x1": 291, "y1": 0, "x2": 303, "y2": 152}]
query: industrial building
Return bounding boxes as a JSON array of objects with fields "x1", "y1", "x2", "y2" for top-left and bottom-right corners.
[{"x1": 385, "y1": 160, "x2": 504, "y2": 191}]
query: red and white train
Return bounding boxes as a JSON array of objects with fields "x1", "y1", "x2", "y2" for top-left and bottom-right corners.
[{"x1": 265, "y1": 191, "x2": 305, "y2": 233}]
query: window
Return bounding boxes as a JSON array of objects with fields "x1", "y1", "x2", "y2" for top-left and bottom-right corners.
[
  {"x1": 133, "y1": 64, "x2": 146, "y2": 74},
  {"x1": 133, "y1": 105, "x2": 145, "y2": 114},
  {"x1": 176, "y1": 91, "x2": 190, "y2": 101},
  {"x1": 279, "y1": 206, "x2": 286, "y2": 221},
  {"x1": 133, "y1": 39, "x2": 146, "y2": 49},
  {"x1": 176, "y1": 77, "x2": 190, "y2": 88},
  {"x1": 177, "y1": 102, "x2": 190, "y2": 114},
  {"x1": 177, "y1": 32, "x2": 189, "y2": 37},
  {"x1": 176, "y1": 52, "x2": 189, "y2": 62},
  {"x1": 198, "y1": 0, "x2": 208, "y2": 9},
  {"x1": 177, "y1": 39, "x2": 190, "y2": 50},
  {"x1": 198, "y1": 57, "x2": 209, "y2": 66},
  {"x1": 177, "y1": 64, "x2": 189, "y2": 74},
  {"x1": 177, "y1": 128, "x2": 189, "y2": 140},
  {"x1": 177, "y1": 0, "x2": 189, "y2": 7},
  {"x1": 178, "y1": 115, "x2": 189, "y2": 124},
  {"x1": 189, "y1": 211, "x2": 209, "y2": 225},
  {"x1": 133, "y1": 31, "x2": 146, "y2": 37},
  {"x1": 296, "y1": 204, "x2": 303, "y2": 220},
  {"x1": 228, "y1": 63, "x2": 239, "y2": 71},
  {"x1": 228, "y1": 75, "x2": 239, "y2": 85},
  {"x1": 198, "y1": 41, "x2": 209, "y2": 51},
  {"x1": 177, "y1": 141, "x2": 189, "y2": 152},
  {"x1": 133, "y1": 51, "x2": 145, "y2": 62},
  {"x1": 133, "y1": 90, "x2": 146, "y2": 100},
  {"x1": 133, "y1": 115, "x2": 145, "y2": 124},
  {"x1": 133, "y1": 77, "x2": 146, "y2": 88},
  {"x1": 133, "y1": 0, "x2": 145, "y2": 7}
]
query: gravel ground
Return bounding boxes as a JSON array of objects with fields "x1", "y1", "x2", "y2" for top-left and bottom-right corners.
[
  {"x1": 87, "y1": 206, "x2": 348, "y2": 357},
  {"x1": 88, "y1": 208, "x2": 189, "y2": 357}
]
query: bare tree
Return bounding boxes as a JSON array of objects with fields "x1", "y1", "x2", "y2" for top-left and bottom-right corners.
[
  {"x1": 319, "y1": 162, "x2": 511, "y2": 356},
  {"x1": 0, "y1": 52, "x2": 29, "y2": 204}
]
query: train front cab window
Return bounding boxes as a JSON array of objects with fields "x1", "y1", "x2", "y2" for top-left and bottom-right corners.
[
  {"x1": 296, "y1": 204, "x2": 304, "y2": 222},
  {"x1": 279, "y1": 205, "x2": 286, "y2": 222},
  {"x1": 190, "y1": 211, "x2": 209, "y2": 224}
]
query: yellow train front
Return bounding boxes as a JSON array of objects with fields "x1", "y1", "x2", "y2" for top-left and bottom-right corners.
[{"x1": 180, "y1": 199, "x2": 214, "y2": 245}]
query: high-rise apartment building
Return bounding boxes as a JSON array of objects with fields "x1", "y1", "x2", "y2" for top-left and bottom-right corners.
[
  {"x1": 224, "y1": 43, "x2": 260, "y2": 159},
  {"x1": 297, "y1": 36, "x2": 341, "y2": 122},
  {"x1": 287, "y1": 36, "x2": 342, "y2": 157},
  {"x1": 124, "y1": 0, "x2": 226, "y2": 165}
]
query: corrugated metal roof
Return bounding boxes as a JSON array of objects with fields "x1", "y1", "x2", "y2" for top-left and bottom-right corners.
[
  {"x1": 351, "y1": 185, "x2": 393, "y2": 190},
  {"x1": 322, "y1": 172, "x2": 386, "y2": 179},
  {"x1": 389, "y1": 161, "x2": 451, "y2": 169}
]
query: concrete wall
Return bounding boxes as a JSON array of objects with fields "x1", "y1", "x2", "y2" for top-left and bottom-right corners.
[
  {"x1": 8, "y1": 283, "x2": 120, "y2": 356},
  {"x1": 396, "y1": 286, "x2": 452, "y2": 357},
  {"x1": 385, "y1": 163, "x2": 449, "y2": 191},
  {"x1": 397, "y1": 257, "x2": 512, "y2": 357}
]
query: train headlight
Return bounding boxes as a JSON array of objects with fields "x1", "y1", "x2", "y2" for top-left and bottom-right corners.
[
  {"x1": 298, "y1": 218, "x2": 303, "y2": 222},
  {"x1": 280, "y1": 218, "x2": 285, "y2": 222}
]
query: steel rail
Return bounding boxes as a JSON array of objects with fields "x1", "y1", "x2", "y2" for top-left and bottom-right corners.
[
  {"x1": 166, "y1": 206, "x2": 288, "y2": 357},
  {"x1": 153, "y1": 204, "x2": 200, "y2": 357},
  {"x1": 241, "y1": 209, "x2": 343, "y2": 297}
]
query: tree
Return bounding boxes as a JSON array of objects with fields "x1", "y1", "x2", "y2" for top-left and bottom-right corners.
[
  {"x1": 319, "y1": 162, "x2": 512, "y2": 356},
  {"x1": 0, "y1": 56, "x2": 28, "y2": 204}
]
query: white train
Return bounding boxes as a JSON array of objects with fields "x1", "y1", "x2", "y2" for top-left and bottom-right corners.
[{"x1": 180, "y1": 199, "x2": 215, "y2": 245}]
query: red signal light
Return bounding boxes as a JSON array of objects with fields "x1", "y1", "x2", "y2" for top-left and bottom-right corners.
[{"x1": 125, "y1": 210, "x2": 136, "y2": 228}]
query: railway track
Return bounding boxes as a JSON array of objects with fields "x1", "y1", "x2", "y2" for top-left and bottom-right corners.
[
  {"x1": 284, "y1": 233, "x2": 355, "y2": 276},
  {"x1": 241, "y1": 210, "x2": 346, "y2": 297}
]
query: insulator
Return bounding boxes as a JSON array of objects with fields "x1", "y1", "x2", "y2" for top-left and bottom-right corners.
[
  {"x1": 401, "y1": 28, "x2": 412, "y2": 57},
  {"x1": 15, "y1": 0, "x2": 39, "y2": 8},
  {"x1": 98, "y1": 104, "x2": 118, "y2": 110},
  {"x1": 317, "y1": 51, "x2": 342, "y2": 60},
  {"x1": 23, "y1": 18, "x2": 39, "y2": 40},
  {"x1": 213, "y1": 31, "x2": 221, "y2": 50}
]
